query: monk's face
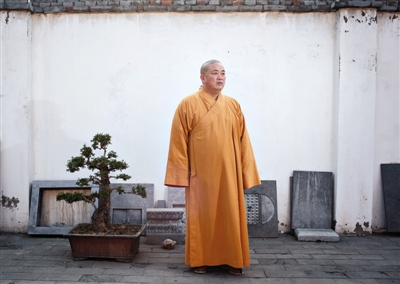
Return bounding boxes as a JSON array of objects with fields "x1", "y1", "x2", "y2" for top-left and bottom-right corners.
[{"x1": 200, "y1": 63, "x2": 226, "y2": 96}]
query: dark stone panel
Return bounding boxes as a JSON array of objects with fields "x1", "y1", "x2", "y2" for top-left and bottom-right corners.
[
  {"x1": 291, "y1": 171, "x2": 334, "y2": 230},
  {"x1": 381, "y1": 164, "x2": 400, "y2": 232}
]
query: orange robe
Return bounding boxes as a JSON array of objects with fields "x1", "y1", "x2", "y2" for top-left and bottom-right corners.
[{"x1": 164, "y1": 86, "x2": 260, "y2": 268}]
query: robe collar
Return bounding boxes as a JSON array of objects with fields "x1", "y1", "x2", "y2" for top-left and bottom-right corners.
[{"x1": 198, "y1": 86, "x2": 223, "y2": 105}]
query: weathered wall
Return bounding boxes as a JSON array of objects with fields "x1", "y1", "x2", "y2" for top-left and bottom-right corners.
[
  {"x1": 1, "y1": 10, "x2": 399, "y2": 234},
  {"x1": 0, "y1": 11, "x2": 32, "y2": 232}
]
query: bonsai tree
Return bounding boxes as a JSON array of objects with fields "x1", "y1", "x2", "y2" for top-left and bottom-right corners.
[{"x1": 57, "y1": 133, "x2": 146, "y2": 233}]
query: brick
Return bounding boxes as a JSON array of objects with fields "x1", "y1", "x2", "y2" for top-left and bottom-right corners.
[
  {"x1": 119, "y1": 1, "x2": 131, "y2": 5},
  {"x1": 74, "y1": 1, "x2": 86, "y2": 6},
  {"x1": 240, "y1": 4, "x2": 263, "y2": 9},
  {"x1": 173, "y1": 0, "x2": 184, "y2": 4},
  {"x1": 264, "y1": 3, "x2": 286, "y2": 8},
  {"x1": 216, "y1": 4, "x2": 239, "y2": 9},
  {"x1": 348, "y1": 0, "x2": 371, "y2": 6},
  {"x1": 144, "y1": 4, "x2": 166, "y2": 9},
  {"x1": 287, "y1": 3, "x2": 312, "y2": 9},
  {"x1": 191, "y1": 4, "x2": 215, "y2": 9},
  {"x1": 161, "y1": 0, "x2": 171, "y2": 4},
  {"x1": 257, "y1": 0, "x2": 268, "y2": 4},
  {"x1": 312, "y1": 4, "x2": 331, "y2": 9},
  {"x1": 371, "y1": 0, "x2": 383, "y2": 5},
  {"x1": 39, "y1": 2, "x2": 50, "y2": 6},
  {"x1": 209, "y1": 0, "x2": 219, "y2": 4},
  {"x1": 3, "y1": 2, "x2": 29, "y2": 7},
  {"x1": 185, "y1": 0, "x2": 195, "y2": 4},
  {"x1": 379, "y1": 3, "x2": 398, "y2": 9},
  {"x1": 168, "y1": 4, "x2": 191, "y2": 9},
  {"x1": 244, "y1": 0, "x2": 256, "y2": 4},
  {"x1": 43, "y1": 5, "x2": 62, "y2": 11},
  {"x1": 123, "y1": 4, "x2": 138, "y2": 9},
  {"x1": 90, "y1": 5, "x2": 112, "y2": 10},
  {"x1": 31, "y1": 6, "x2": 43, "y2": 10}
]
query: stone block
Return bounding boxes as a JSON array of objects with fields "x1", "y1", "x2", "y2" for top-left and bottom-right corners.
[
  {"x1": 291, "y1": 171, "x2": 334, "y2": 230},
  {"x1": 381, "y1": 164, "x2": 400, "y2": 232},
  {"x1": 264, "y1": 4, "x2": 287, "y2": 9},
  {"x1": 109, "y1": 183, "x2": 154, "y2": 229},
  {"x1": 155, "y1": 200, "x2": 166, "y2": 208},
  {"x1": 191, "y1": 4, "x2": 215, "y2": 10},
  {"x1": 166, "y1": 187, "x2": 185, "y2": 208},
  {"x1": 143, "y1": 4, "x2": 166, "y2": 10},
  {"x1": 146, "y1": 208, "x2": 186, "y2": 245},
  {"x1": 216, "y1": 5, "x2": 239, "y2": 10},
  {"x1": 348, "y1": 0, "x2": 371, "y2": 6},
  {"x1": 294, "y1": 228, "x2": 339, "y2": 242},
  {"x1": 245, "y1": 180, "x2": 278, "y2": 238},
  {"x1": 239, "y1": 4, "x2": 263, "y2": 9}
]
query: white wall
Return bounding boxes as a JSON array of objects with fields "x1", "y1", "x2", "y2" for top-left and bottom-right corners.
[
  {"x1": 0, "y1": 11, "x2": 32, "y2": 232},
  {"x1": 373, "y1": 12, "x2": 400, "y2": 230},
  {"x1": 1, "y1": 10, "x2": 399, "y2": 234}
]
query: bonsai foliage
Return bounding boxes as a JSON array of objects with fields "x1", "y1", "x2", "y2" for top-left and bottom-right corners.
[{"x1": 57, "y1": 133, "x2": 146, "y2": 233}]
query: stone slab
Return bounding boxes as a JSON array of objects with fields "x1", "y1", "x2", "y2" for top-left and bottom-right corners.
[
  {"x1": 294, "y1": 228, "x2": 339, "y2": 242},
  {"x1": 245, "y1": 180, "x2": 278, "y2": 238},
  {"x1": 381, "y1": 164, "x2": 400, "y2": 232},
  {"x1": 291, "y1": 171, "x2": 334, "y2": 230}
]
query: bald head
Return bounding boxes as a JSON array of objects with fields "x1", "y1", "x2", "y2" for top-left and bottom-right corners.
[{"x1": 200, "y1": 60, "x2": 223, "y2": 75}]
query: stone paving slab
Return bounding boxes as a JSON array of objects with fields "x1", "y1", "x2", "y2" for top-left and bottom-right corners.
[{"x1": 0, "y1": 233, "x2": 399, "y2": 283}]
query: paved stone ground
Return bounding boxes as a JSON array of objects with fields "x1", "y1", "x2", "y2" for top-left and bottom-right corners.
[{"x1": 0, "y1": 232, "x2": 399, "y2": 283}]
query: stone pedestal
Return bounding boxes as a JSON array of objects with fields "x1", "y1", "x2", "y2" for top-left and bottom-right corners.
[
  {"x1": 294, "y1": 228, "x2": 339, "y2": 242},
  {"x1": 146, "y1": 208, "x2": 185, "y2": 245}
]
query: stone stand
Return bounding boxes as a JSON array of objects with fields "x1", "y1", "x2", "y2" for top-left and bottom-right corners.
[
  {"x1": 146, "y1": 208, "x2": 185, "y2": 245},
  {"x1": 294, "y1": 228, "x2": 339, "y2": 242}
]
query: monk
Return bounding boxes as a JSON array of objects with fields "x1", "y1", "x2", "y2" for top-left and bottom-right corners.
[{"x1": 164, "y1": 59, "x2": 260, "y2": 275}]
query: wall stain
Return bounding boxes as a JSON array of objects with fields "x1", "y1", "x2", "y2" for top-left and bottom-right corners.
[
  {"x1": 1, "y1": 195, "x2": 20, "y2": 209},
  {"x1": 390, "y1": 15, "x2": 398, "y2": 22},
  {"x1": 5, "y1": 11, "x2": 10, "y2": 24},
  {"x1": 354, "y1": 222, "x2": 371, "y2": 237}
]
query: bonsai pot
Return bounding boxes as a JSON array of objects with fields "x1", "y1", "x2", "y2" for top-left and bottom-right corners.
[{"x1": 64, "y1": 223, "x2": 146, "y2": 262}]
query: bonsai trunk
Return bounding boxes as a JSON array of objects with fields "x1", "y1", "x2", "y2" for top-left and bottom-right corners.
[{"x1": 91, "y1": 186, "x2": 112, "y2": 232}]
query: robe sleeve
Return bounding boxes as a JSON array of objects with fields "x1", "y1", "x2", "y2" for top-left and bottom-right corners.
[
  {"x1": 164, "y1": 101, "x2": 190, "y2": 187},
  {"x1": 239, "y1": 109, "x2": 261, "y2": 190}
]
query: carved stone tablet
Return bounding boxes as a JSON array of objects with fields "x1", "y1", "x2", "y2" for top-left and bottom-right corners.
[
  {"x1": 291, "y1": 171, "x2": 334, "y2": 230},
  {"x1": 245, "y1": 180, "x2": 278, "y2": 238},
  {"x1": 381, "y1": 164, "x2": 400, "y2": 232}
]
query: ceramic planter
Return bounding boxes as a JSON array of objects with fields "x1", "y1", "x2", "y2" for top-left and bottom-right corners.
[{"x1": 64, "y1": 224, "x2": 146, "y2": 262}]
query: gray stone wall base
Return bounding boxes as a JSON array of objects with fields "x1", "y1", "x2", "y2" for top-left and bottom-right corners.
[{"x1": 294, "y1": 228, "x2": 340, "y2": 242}]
